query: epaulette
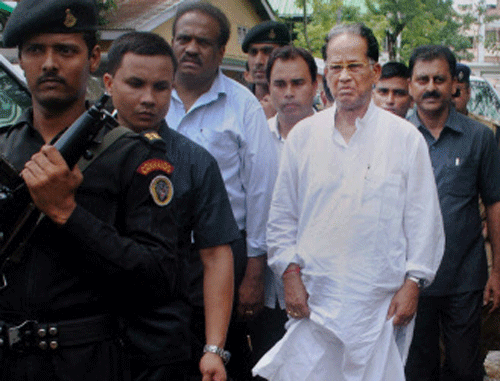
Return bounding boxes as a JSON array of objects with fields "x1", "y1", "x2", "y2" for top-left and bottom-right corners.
[{"x1": 139, "y1": 130, "x2": 167, "y2": 152}]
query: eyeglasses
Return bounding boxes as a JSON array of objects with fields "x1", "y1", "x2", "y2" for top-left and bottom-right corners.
[{"x1": 327, "y1": 61, "x2": 373, "y2": 75}]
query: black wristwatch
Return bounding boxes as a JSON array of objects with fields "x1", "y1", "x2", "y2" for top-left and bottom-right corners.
[{"x1": 203, "y1": 345, "x2": 231, "y2": 364}]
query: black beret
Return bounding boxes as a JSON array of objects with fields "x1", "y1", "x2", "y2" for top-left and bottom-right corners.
[
  {"x1": 3, "y1": 0, "x2": 98, "y2": 48},
  {"x1": 456, "y1": 63, "x2": 471, "y2": 84},
  {"x1": 242, "y1": 21, "x2": 290, "y2": 53}
]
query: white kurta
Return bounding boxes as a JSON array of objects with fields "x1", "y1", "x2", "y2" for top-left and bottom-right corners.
[{"x1": 254, "y1": 102, "x2": 445, "y2": 381}]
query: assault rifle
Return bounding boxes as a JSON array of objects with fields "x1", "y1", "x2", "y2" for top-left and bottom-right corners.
[{"x1": 0, "y1": 94, "x2": 117, "y2": 289}]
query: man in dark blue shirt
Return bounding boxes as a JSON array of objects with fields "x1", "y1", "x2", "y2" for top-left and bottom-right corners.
[
  {"x1": 103, "y1": 31, "x2": 240, "y2": 381},
  {"x1": 406, "y1": 45, "x2": 500, "y2": 381}
]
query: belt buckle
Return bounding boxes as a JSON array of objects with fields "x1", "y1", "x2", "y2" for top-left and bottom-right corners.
[{"x1": 8, "y1": 320, "x2": 38, "y2": 352}]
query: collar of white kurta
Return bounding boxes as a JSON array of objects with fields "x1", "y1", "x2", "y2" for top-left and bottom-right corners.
[
  {"x1": 268, "y1": 109, "x2": 317, "y2": 142},
  {"x1": 331, "y1": 100, "x2": 378, "y2": 145}
]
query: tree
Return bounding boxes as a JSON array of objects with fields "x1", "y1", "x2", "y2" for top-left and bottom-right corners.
[
  {"x1": 96, "y1": 0, "x2": 118, "y2": 26},
  {"x1": 456, "y1": 0, "x2": 500, "y2": 62},
  {"x1": 293, "y1": 0, "x2": 362, "y2": 57},
  {"x1": 291, "y1": 0, "x2": 473, "y2": 62},
  {"x1": 364, "y1": 0, "x2": 472, "y2": 61}
]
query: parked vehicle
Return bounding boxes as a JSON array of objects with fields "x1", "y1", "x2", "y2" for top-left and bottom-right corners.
[
  {"x1": 0, "y1": 54, "x2": 30, "y2": 127},
  {"x1": 469, "y1": 76, "x2": 500, "y2": 125}
]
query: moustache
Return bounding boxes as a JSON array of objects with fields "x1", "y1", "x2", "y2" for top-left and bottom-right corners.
[
  {"x1": 180, "y1": 54, "x2": 202, "y2": 66},
  {"x1": 36, "y1": 73, "x2": 66, "y2": 86},
  {"x1": 422, "y1": 90, "x2": 441, "y2": 99}
]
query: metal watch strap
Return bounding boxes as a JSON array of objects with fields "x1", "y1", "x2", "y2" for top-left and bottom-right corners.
[{"x1": 203, "y1": 344, "x2": 231, "y2": 364}]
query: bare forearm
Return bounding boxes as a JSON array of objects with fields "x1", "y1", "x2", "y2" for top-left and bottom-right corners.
[
  {"x1": 200, "y1": 245, "x2": 234, "y2": 347},
  {"x1": 486, "y1": 202, "x2": 500, "y2": 275},
  {"x1": 237, "y1": 254, "x2": 266, "y2": 317}
]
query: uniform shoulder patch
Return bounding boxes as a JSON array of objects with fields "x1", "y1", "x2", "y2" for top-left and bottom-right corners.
[
  {"x1": 137, "y1": 159, "x2": 174, "y2": 175},
  {"x1": 143, "y1": 131, "x2": 162, "y2": 141},
  {"x1": 150, "y1": 175, "x2": 174, "y2": 206}
]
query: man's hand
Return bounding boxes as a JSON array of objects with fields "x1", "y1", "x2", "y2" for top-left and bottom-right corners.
[
  {"x1": 283, "y1": 264, "x2": 309, "y2": 319},
  {"x1": 237, "y1": 256, "x2": 265, "y2": 319},
  {"x1": 21, "y1": 145, "x2": 82, "y2": 225},
  {"x1": 200, "y1": 352, "x2": 226, "y2": 381},
  {"x1": 484, "y1": 271, "x2": 500, "y2": 312},
  {"x1": 387, "y1": 278, "x2": 420, "y2": 326}
]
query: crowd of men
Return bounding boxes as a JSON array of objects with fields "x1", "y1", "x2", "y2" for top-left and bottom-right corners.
[{"x1": 0, "y1": 0, "x2": 499, "y2": 381}]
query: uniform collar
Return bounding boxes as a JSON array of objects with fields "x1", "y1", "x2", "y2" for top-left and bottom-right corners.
[{"x1": 409, "y1": 106, "x2": 463, "y2": 136}]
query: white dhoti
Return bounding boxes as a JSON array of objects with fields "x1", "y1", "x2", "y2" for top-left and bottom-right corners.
[{"x1": 253, "y1": 301, "x2": 414, "y2": 381}]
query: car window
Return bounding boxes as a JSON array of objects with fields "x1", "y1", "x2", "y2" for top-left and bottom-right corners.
[
  {"x1": 0, "y1": 63, "x2": 31, "y2": 127},
  {"x1": 469, "y1": 79, "x2": 500, "y2": 124}
]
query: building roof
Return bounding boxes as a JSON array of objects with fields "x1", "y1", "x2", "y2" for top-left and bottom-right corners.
[
  {"x1": 102, "y1": 0, "x2": 183, "y2": 31},
  {"x1": 101, "y1": 0, "x2": 275, "y2": 31}
]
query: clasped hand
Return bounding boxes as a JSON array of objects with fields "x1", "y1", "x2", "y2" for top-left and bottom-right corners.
[{"x1": 21, "y1": 145, "x2": 82, "y2": 225}]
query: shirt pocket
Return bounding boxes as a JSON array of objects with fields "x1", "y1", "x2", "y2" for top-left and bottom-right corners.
[
  {"x1": 362, "y1": 173, "x2": 403, "y2": 220},
  {"x1": 442, "y1": 162, "x2": 477, "y2": 197}
]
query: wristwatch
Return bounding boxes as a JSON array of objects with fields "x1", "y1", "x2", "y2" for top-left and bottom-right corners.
[
  {"x1": 407, "y1": 275, "x2": 425, "y2": 289},
  {"x1": 203, "y1": 344, "x2": 231, "y2": 364}
]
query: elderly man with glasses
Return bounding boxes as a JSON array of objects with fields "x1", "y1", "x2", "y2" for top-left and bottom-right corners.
[{"x1": 253, "y1": 23, "x2": 445, "y2": 381}]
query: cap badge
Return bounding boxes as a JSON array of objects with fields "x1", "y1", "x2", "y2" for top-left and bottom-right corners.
[
  {"x1": 64, "y1": 9, "x2": 77, "y2": 28},
  {"x1": 269, "y1": 29, "x2": 276, "y2": 39}
]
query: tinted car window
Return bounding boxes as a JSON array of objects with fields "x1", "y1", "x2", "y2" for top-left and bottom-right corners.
[{"x1": 469, "y1": 78, "x2": 500, "y2": 124}]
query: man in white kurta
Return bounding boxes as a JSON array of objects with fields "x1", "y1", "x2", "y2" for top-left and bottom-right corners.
[{"x1": 253, "y1": 23, "x2": 444, "y2": 381}]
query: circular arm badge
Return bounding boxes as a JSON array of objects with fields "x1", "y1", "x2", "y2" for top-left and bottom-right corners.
[{"x1": 149, "y1": 175, "x2": 174, "y2": 207}]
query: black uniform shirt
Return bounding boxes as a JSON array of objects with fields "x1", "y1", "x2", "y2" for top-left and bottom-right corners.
[
  {"x1": 0, "y1": 110, "x2": 180, "y2": 321},
  {"x1": 123, "y1": 122, "x2": 240, "y2": 367},
  {"x1": 159, "y1": 122, "x2": 240, "y2": 303},
  {"x1": 409, "y1": 108, "x2": 500, "y2": 295}
]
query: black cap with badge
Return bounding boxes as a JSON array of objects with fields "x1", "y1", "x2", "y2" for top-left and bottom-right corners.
[
  {"x1": 3, "y1": 0, "x2": 98, "y2": 48},
  {"x1": 456, "y1": 63, "x2": 471, "y2": 85},
  {"x1": 241, "y1": 20, "x2": 291, "y2": 53}
]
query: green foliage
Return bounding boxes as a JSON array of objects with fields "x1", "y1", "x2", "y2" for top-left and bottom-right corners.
[
  {"x1": 290, "y1": 0, "x2": 475, "y2": 62},
  {"x1": 365, "y1": 0, "x2": 471, "y2": 61},
  {"x1": 292, "y1": 0, "x2": 361, "y2": 57},
  {"x1": 96, "y1": 0, "x2": 118, "y2": 26},
  {"x1": 458, "y1": 0, "x2": 500, "y2": 56}
]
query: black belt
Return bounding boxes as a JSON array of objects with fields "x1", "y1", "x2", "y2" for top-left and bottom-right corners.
[{"x1": 0, "y1": 314, "x2": 115, "y2": 353}]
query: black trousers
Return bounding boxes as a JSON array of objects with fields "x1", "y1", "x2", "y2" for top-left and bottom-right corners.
[
  {"x1": 246, "y1": 306, "x2": 287, "y2": 380},
  {"x1": 405, "y1": 290, "x2": 483, "y2": 381},
  {"x1": 225, "y1": 307, "x2": 287, "y2": 381},
  {"x1": 131, "y1": 360, "x2": 189, "y2": 381},
  {"x1": 0, "y1": 339, "x2": 129, "y2": 381}
]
